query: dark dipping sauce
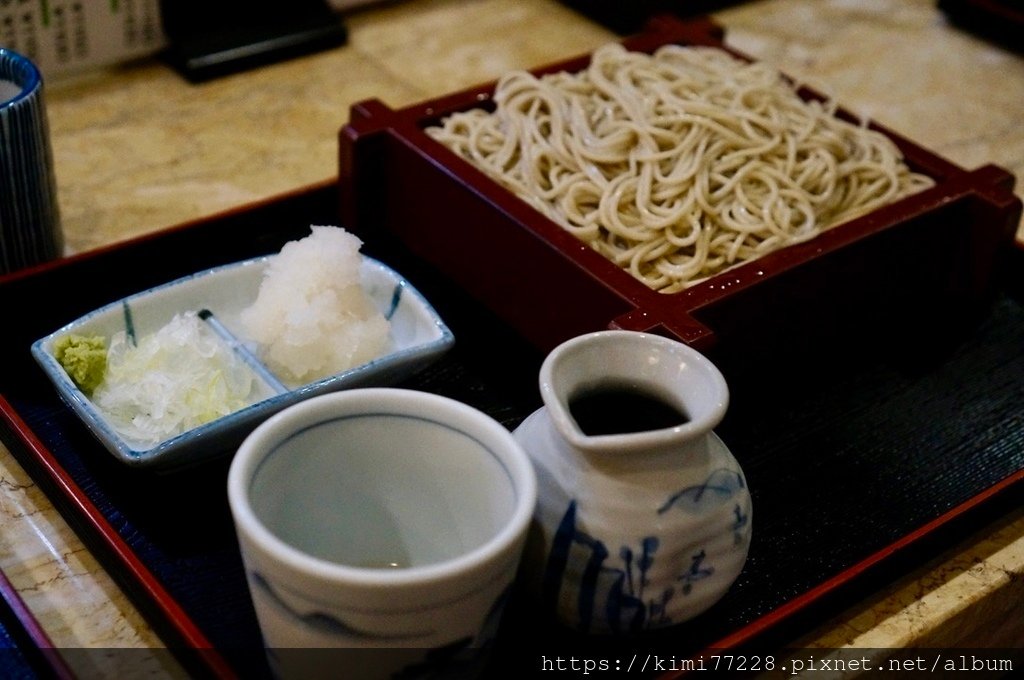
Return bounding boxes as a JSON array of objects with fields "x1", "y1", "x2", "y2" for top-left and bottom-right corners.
[{"x1": 568, "y1": 383, "x2": 689, "y2": 436}]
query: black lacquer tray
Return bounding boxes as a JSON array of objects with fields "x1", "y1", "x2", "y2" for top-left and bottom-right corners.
[
  {"x1": 0, "y1": 182, "x2": 1022, "y2": 678},
  {"x1": 940, "y1": 0, "x2": 1024, "y2": 54}
]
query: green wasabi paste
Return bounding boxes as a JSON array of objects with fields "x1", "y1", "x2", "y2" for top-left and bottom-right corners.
[{"x1": 53, "y1": 334, "x2": 107, "y2": 394}]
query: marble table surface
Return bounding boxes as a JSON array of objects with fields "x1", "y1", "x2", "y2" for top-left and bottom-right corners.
[{"x1": 0, "y1": 0, "x2": 1021, "y2": 676}]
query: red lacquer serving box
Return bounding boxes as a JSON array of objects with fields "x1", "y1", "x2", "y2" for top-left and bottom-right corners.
[{"x1": 339, "y1": 15, "x2": 1021, "y2": 358}]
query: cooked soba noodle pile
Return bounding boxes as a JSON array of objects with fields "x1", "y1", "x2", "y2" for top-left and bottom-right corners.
[{"x1": 427, "y1": 44, "x2": 934, "y2": 292}]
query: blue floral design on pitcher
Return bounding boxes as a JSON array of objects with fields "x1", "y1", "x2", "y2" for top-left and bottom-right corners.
[
  {"x1": 656, "y1": 468, "x2": 746, "y2": 515},
  {"x1": 543, "y1": 467, "x2": 749, "y2": 633}
]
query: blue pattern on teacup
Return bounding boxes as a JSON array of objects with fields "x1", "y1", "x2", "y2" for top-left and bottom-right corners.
[
  {"x1": 387, "y1": 586, "x2": 512, "y2": 679},
  {"x1": 251, "y1": 571, "x2": 434, "y2": 641},
  {"x1": 255, "y1": 572, "x2": 510, "y2": 678}
]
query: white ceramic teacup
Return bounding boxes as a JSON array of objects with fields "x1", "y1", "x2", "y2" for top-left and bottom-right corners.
[{"x1": 227, "y1": 388, "x2": 537, "y2": 679}]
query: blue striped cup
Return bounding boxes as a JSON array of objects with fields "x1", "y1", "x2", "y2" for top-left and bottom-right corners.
[{"x1": 0, "y1": 48, "x2": 62, "y2": 275}]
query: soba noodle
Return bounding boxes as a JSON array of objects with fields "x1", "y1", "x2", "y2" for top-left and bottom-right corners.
[{"x1": 426, "y1": 43, "x2": 934, "y2": 292}]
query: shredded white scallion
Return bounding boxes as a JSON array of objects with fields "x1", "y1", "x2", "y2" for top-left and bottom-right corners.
[{"x1": 92, "y1": 311, "x2": 256, "y2": 447}]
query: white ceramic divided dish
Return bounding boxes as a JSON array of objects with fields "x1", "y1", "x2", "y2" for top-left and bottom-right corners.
[
  {"x1": 228, "y1": 388, "x2": 537, "y2": 679},
  {"x1": 31, "y1": 256, "x2": 454, "y2": 470}
]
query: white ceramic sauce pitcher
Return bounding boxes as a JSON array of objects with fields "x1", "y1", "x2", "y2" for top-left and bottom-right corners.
[{"x1": 513, "y1": 330, "x2": 751, "y2": 634}]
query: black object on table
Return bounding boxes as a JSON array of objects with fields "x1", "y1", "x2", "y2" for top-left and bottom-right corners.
[
  {"x1": 159, "y1": 0, "x2": 348, "y2": 82},
  {"x1": 558, "y1": 0, "x2": 749, "y2": 34},
  {"x1": 939, "y1": 0, "x2": 1024, "y2": 55}
]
